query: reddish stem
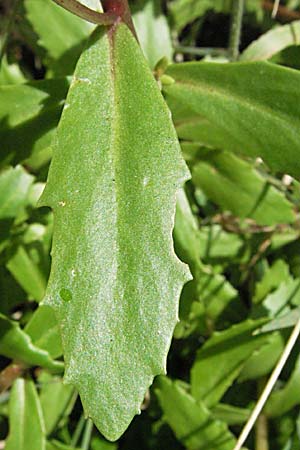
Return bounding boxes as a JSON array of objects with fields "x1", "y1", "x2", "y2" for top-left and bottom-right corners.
[
  {"x1": 102, "y1": 0, "x2": 137, "y2": 39},
  {"x1": 52, "y1": 0, "x2": 117, "y2": 25}
]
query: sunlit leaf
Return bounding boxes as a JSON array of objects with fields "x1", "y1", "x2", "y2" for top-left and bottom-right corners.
[
  {"x1": 164, "y1": 61, "x2": 300, "y2": 177},
  {"x1": 40, "y1": 24, "x2": 190, "y2": 440}
]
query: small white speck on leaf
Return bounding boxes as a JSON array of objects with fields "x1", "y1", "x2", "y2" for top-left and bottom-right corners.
[
  {"x1": 72, "y1": 76, "x2": 92, "y2": 86},
  {"x1": 142, "y1": 177, "x2": 149, "y2": 187}
]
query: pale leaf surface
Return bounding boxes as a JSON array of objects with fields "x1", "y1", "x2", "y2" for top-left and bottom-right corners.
[{"x1": 40, "y1": 24, "x2": 190, "y2": 440}]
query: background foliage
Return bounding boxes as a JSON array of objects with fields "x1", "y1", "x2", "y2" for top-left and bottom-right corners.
[{"x1": 1, "y1": 0, "x2": 300, "y2": 449}]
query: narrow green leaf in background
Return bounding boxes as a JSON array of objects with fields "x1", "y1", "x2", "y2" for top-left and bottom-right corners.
[
  {"x1": 192, "y1": 151, "x2": 295, "y2": 226},
  {"x1": 25, "y1": 305, "x2": 63, "y2": 359},
  {"x1": 241, "y1": 20, "x2": 300, "y2": 62},
  {"x1": 0, "y1": 166, "x2": 33, "y2": 219},
  {"x1": 5, "y1": 378, "x2": 46, "y2": 450},
  {"x1": 0, "y1": 79, "x2": 68, "y2": 166},
  {"x1": 40, "y1": 23, "x2": 190, "y2": 440},
  {"x1": 174, "y1": 189, "x2": 239, "y2": 337},
  {"x1": 191, "y1": 319, "x2": 269, "y2": 407},
  {"x1": 6, "y1": 244, "x2": 47, "y2": 301},
  {"x1": 0, "y1": 313, "x2": 63, "y2": 371},
  {"x1": 155, "y1": 376, "x2": 236, "y2": 450},
  {"x1": 266, "y1": 353, "x2": 300, "y2": 417},
  {"x1": 38, "y1": 371, "x2": 75, "y2": 435}
]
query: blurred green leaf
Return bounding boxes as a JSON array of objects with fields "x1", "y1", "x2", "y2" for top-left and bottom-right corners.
[
  {"x1": 25, "y1": 0, "x2": 97, "y2": 75},
  {"x1": 198, "y1": 225, "x2": 245, "y2": 262},
  {"x1": 254, "y1": 259, "x2": 290, "y2": 304},
  {"x1": 46, "y1": 440, "x2": 78, "y2": 450},
  {"x1": 91, "y1": 436, "x2": 117, "y2": 450},
  {"x1": 25, "y1": 305, "x2": 62, "y2": 359},
  {"x1": 0, "y1": 79, "x2": 68, "y2": 166},
  {"x1": 192, "y1": 151, "x2": 295, "y2": 226},
  {"x1": 165, "y1": 61, "x2": 300, "y2": 176},
  {"x1": 211, "y1": 403, "x2": 251, "y2": 425},
  {"x1": 191, "y1": 319, "x2": 269, "y2": 407},
  {"x1": 5, "y1": 378, "x2": 46, "y2": 450},
  {"x1": 0, "y1": 56, "x2": 26, "y2": 85},
  {"x1": 174, "y1": 190, "x2": 239, "y2": 337},
  {"x1": 260, "y1": 306, "x2": 300, "y2": 332},
  {"x1": 155, "y1": 376, "x2": 236, "y2": 450},
  {"x1": 0, "y1": 166, "x2": 33, "y2": 219},
  {"x1": 238, "y1": 331, "x2": 285, "y2": 381},
  {"x1": 132, "y1": 0, "x2": 172, "y2": 68},
  {"x1": 253, "y1": 277, "x2": 300, "y2": 318},
  {"x1": 169, "y1": 0, "x2": 226, "y2": 32},
  {"x1": 38, "y1": 371, "x2": 75, "y2": 435},
  {"x1": 266, "y1": 353, "x2": 300, "y2": 417},
  {"x1": 6, "y1": 244, "x2": 47, "y2": 301},
  {"x1": 241, "y1": 21, "x2": 300, "y2": 62},
  {"x1": 0, "y1": 313, "x2": 63, "y2": 371}
]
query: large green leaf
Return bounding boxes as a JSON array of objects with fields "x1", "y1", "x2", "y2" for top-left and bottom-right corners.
[
  {"x1": 155, "y1": 376, "x2": 236, "y2": 450},
  {"x1": 0, "y1": 313, "x2": 63, "y2": 371},
  {"x1": 5, "y1": 379, "x2": 46, "y2": 450},
  {"x1": 192, "y1": 151, "x2": 295, "y2": 226},
  {"x1": 164, "y1": 61, "x2": 300, "y2": 177},
  {"x1": 191, "y1": 319, "x2": 269, "y2": 407},
  {"x1": 40, "y1": 24, "x2": 190, "y2": 440}
]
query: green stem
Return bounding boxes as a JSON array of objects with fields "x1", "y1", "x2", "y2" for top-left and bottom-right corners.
[
  {"x1": 52, "y1": 0, "x2": 117, "y2": 25},
  {"x1": 174, "y1": 46, "x2": 228, "y2": 57},
  {"x1": 71, "y1": 414, "x2": 85, "y2": 447},
  {"x1": 81, "y1": 418, "x2": 93, "y2": 450},
  {"x1": 228, "y1": 0, "x2": 245, "y2": 61}
]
